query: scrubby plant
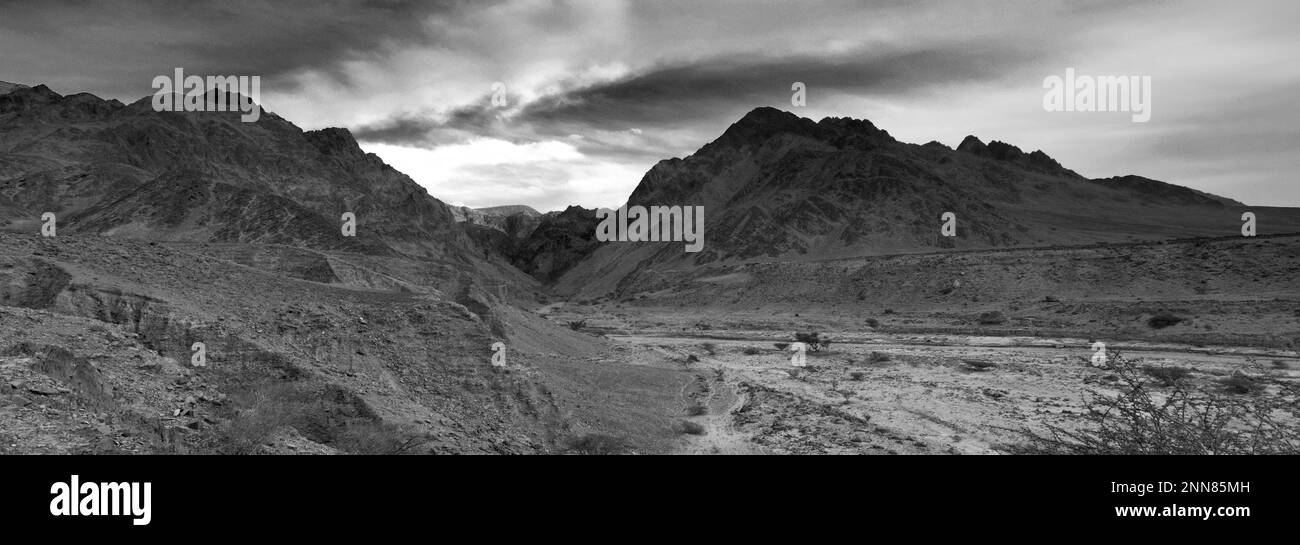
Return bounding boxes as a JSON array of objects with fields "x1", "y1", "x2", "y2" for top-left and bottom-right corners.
[
  {"x1": 678, "y1": 421, "x2": 706, "y2": 435},
  {"x1": 1017, "y1": 353, "x2": 1300, "y2": 455},
  {"x1": 1141, "y1": 365, "x2": 1191, "y2": 386},
  {"x1": 1219, "y1": 372, "x2": 1263, "y2": 395},
  {"x1": 794, "y1": 332, "x2": 831, "y2": 352},
  {"x1": 977, "y1": 311, "x2": 1006, "y2": 325},
  {"x1": 565, "y1": 434, "x2": 634, "y2": 455},
  {"x1": 1147, "y1": 314, "x2": 1184, "y2": 329}
]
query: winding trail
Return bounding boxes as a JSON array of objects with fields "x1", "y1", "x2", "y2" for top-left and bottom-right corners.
[{"x1": 651, "y1": 345, "x2": 768, "y2": 455}]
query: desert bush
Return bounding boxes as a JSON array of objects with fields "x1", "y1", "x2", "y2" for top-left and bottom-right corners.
[
  {"x1": 883, "y1": 309, "x2": 896, "y2": 315},
  {"x1": 741, "y1": 347, "x2": 762, "y2": 355},
  {"x1": 1017, "y1": 353, "x2": 1300, "y2": 455},
  {"x1": 849, "y1": 371, "x2": 867, "y2": 381},
  {"x1": 678, "y1": 421, "x2": 707, "y2": 435},
  {"x1": 865, "y1": 318, "x2": 880, "y2": 328},
  {"x1": 773, "y1": 342, "x2": 790, "y2": 350},
  {"x1": 685, "y1": 403, "x2": 708, "y2": 416},
  {"x1": 1219, "y1": 372, "x2": 1263, "y2": 395},
  {"x1": 1141, "y1": 365, "x2": 1191, "y2": 386},
  {"x1": 794, "y1": 332, "x2": 831, "y2": 352},
  {"x1": 684, "y1": 354, "x2": 700, "y2": 363},
  {"x1": 977, "y1": 311, "x2": 1006, "y2": 325},
  {"x1": 1147, "y1": 314, "x2": 1184, "y2": 329},
  {"x1": 701, "y1": 342, "x2": 718, "y2": 355},
  {"x1": 567, "y1": 319, "x2": 586, "y2": 331},
  {"x1": 565, "y1": 433, "x2": 634, "y2": 455},
  {"x1": 1043, "y1": 295, "x2": 1060, "y2": 303},
  {"x1": 868, "y1": 351, "x2": 892, "y2": 364}
]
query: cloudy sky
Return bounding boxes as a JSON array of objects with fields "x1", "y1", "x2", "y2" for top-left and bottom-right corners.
[{"x1": 2, "y1": 0, "x2": 1297, "y2": 210}]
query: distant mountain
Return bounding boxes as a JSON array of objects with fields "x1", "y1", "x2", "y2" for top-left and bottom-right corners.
[
  {"x1": 478, "y1": 205, "x2": 542, "y2": 217},
  {"x1": 540, "y1": 107, "x2": 1296, "y2": 296},
  {"x1": 509, "y1": 206, "x2": 601, "y2": 282},
  {"x1": 449, "y1": 204, "x2": 544, "y2": 241},
  {"x1": 0, "y1": 84, "x2": 473, "y2": 260},
  {"x1": 0, "y1": 81, "x2": 28, "y2": 96}
]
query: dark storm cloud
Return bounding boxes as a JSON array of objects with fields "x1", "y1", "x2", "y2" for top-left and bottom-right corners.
[
  {"x1": 354, "y1": 41, "x2": 1045, "y2": 164},
  {"x1": 0, "y1": 0, "x2": 492, "y2": 97}
]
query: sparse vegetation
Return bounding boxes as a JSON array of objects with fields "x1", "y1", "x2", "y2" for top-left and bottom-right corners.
[
  {"x1": 567, "y1": 319, "x2": 587, "y2": 331},
  {"x1": 773, "y1": 342, "x2": 790, "y2": 350},
  {"x1": 1219, "y1": 372, "x2": 1262, "y2": 395},
  {"x1": 678, "y1": 420, "x2": 706, "y2": 435},
  {"x1": 867, "y1": 351, "x2": 892, "y2": 364},
  {"x1": 962, "y1": 359, "x2": 997, "y2": 370},
  {"x1": 565, "y1": 433, "x2": 634, "y2": 455},
  {"x1": 794, "y1": 331, "x2": 831, "y2": 352},
  {"x1": 1147, "y1": 313, "x2": 1184, "y2": 329},
  {"x1": 865, "y1": 318, "x2": 880, "y2": 328},
  {"x1": 741, "y1": 346, "x2": 762, "y2": 355},
  {"x1": 1018, "y1": 353, "x2": 1300, "y2": 455},
  {"x1": 977, "y1": 311, "x2": 1006, "y2": 325},
  {"x1": 701, "y1": 342, "x2": 718, "y2": 355},
  {"x1": 1141, "y1": 365, "x2": 1191, "y2": 386}
]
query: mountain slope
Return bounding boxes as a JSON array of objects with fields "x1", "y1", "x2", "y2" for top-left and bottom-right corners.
[
  {"x1": 0, "y1": 86, "x2": 471, "y2": 260},
  {"x1": 0, "y1": 81, "x2": 28, "y2": 96}
]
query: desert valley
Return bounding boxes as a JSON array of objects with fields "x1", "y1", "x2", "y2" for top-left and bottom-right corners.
[{"x1": 2, "y1": 83, "x2": 1297, "y2": 455}]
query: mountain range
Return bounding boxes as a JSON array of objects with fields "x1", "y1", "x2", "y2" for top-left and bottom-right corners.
[{"x1": 4, "y1": 82, "x2": 1297, "y2": 299}]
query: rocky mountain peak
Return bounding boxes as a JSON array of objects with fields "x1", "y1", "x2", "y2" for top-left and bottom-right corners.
[
  {"x1": 956, "y1": 135, "x2": 1077, "y2": 177},
  {"x1": 305, "y1": 127, "x2": 366, "y2": 158},
  {"x1": 956, "y1": 135, "x2": 986, "y2": 154},
  {"x1": 709, "y1": 107, "x2": 820, "y2": 149},
  {"x1": 0, "y1": 83, "x2": 64, "y2": 114}
]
